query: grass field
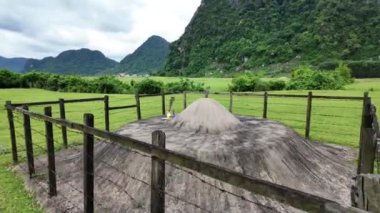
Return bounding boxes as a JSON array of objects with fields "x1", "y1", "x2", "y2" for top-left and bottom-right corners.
[
  {"x1": 118, "y1": 76, "x2": 233, "y2": 92},
  {"x1": 0, "y1": 78, "x2": 379, "y2": 212}
]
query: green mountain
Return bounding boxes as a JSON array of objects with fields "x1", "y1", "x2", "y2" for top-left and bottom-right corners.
[
  {"x1": 164, "y1": 0, "x2": 380, "y2": 76},
  {"x1": 23, "y1": 48, "x2": 118, "y2": 75},
  {"x1": 117, "y1": 35, "x2": 169, "y2": 74},
  {"x1": 0, "y1": 56, "x2": 29, "y2": 72}
]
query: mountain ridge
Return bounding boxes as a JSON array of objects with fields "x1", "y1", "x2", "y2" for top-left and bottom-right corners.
[
  {"x1": 0, "y1": 56, "x2": 30, "y2": 72},
  {"x1": 164, "y1": 0, "x2": 380, "y2": 76},
  {"x1": 114, "y1": 35, "x2": 169, "y2": 74},
  {"x1": 23, "y1": 48, "x2": 118, "y2": 75}
]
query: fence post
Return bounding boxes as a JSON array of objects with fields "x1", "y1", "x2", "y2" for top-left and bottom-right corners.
[
  {"x1": 305, "y1": 92, "x2": 313, "y2": 139},
  {"x1": 357, "y1": 92, "x2": 376, "y2": 174},
  {"x1": 161, "y1": 93, "x2": 166, "y2": 116},
  {"x1": 23, "y1": 105, "x2": 35, "y2": 178},
  {"x1": 135, "y1": 94, "x2": 142, "y2": 120},
  {"x1": 151, "y1": 130, "x2": 166, "y2": 213},
  {"x1": 44, "y1": 106, "x2": 57, "y2": 197},
  {"x1": 229, "y1": 91, "x2": 233, "y2": 113},
  {"x1": 104, "y1": 95, "x2": 110, "y2": 131},
  {"x1": 183, "y1": 91, "x2": 187, "y2": 109},
  {"x1": 6, "y1": 101, "x2": 18, "y2": 163},
  {"x1": 263, "y1": 92, "x2": 268, "y2": 119},
  {"x1": 205, "y1": 90, "x2": 209, "y2": 98},
  {"x1": 59, "y1": 98, "x2": 68, "y2": 149},
  {"x1": 83, "y1": 113, "x2": 94, "y2": 213}
]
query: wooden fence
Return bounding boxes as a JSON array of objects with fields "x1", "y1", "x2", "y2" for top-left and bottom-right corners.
[
  {"x1": 136, "y1": 91, "x2": 364, "y2": 139},
  {"x1": 137, "y1": 91, "x2": 379, "y2": 174},
  {"x1": 5, "y1": 91, "x2": 379, "y2": 212},
  {"x1": 6, "y1": 104, "x2": 364, "y2": 212},
  {"x1": 5, "y1": 96, "x2": 137, "y2": 163}
]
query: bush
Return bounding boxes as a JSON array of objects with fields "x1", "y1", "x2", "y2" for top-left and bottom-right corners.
[
  {"x1": 21, "y1": 71, "x2": 53, "y2": 88},
  {"x1": 287, "y1": 66, "x2": 345, "y2": 90},
  {"x1": 165, "y1": 78, "x2": 205, "y2": 93},
  {"x1": 230, "y1": 74, "x2": 286, "y2": 92},
  {"x1": 254, "y1": 80, "x2": 270, "y2": 91},
  {"x1": 0, "y1": 69, "x2": 20, "y2": 88},
  {"x1": 335, "y1": 62, "x2": 353, "y2": 83},
  {"x1": 134, "y1": 78, "x2": 163, "y2": 94},
  {"x1": 267, "y1": 79, "x2": 287, "y2": 91},
  {"x1": 347, "y1": 61, "x2": 380, "y2": 78},
  {"x1": 92, "y1": 76, "x2": 131, "y2": 94},
  {"x1": 318, "y1": 60, "x2": 380, "y2": 78},
  {"x1": 229, "y1": 74, "x2": 260, "y2": 92}
]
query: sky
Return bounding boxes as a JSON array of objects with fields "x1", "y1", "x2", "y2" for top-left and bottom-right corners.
[{"x1": 0, "y1": 0, "x2": 201, "y2": 61}]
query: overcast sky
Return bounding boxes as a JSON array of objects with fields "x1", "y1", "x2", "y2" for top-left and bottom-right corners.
[{"x1": 0, "y1": 0, "x2": 201, "y2": 61}]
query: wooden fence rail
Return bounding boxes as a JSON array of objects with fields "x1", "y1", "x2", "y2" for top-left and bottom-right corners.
[
  {"x1": 11, "y1": 97, "x2": 105, "y2": 107},
  {"x1": 5, "y1": 96, "x2": 138, "y2": 160},
  {"x1": 137, "y1": 91, "x2": 364, "y2": 139},
  {"x1": 8, "y1": 106, "x2": 364, "y2": 212}
]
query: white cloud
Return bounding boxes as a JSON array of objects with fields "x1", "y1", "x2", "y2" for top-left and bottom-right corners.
[{"x1": 0, "y1": 0, "x2": 201, "y2": 61}]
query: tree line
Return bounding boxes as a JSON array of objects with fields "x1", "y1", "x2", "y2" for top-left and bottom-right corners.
[{"x1": 0, "y1": 70, "x2": 206, "y2": 94}]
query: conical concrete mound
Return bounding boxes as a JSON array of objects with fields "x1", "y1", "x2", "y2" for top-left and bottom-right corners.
[
  {"x1": 171, "y1": 98, "x2": 241, "y2": 133},
  {"x1": 20, "y1": 99, "x2": 357, "y2": 212}
]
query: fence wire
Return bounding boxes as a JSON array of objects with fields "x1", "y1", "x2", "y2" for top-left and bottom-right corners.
[{"x1": 5, "y1": 93, "x2": 373, "y2": 212}]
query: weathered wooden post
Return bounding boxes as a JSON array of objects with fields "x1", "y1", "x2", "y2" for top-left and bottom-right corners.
[
  {"x1": 151, "y1": 130, "x2": 166, "y2": 213},
  {"x1": 183, "y1": 91, "x2": 187, "y2": 109},
  {"x1": 263, "y1": 92, "x2": 268, "y2": 119},
  {"x1": 135, "y1": 94, "x2": 142, "y2": 120},
  {"x1": 351, "y1": 174, "x2": 380, "y2": 211},
  {"x1": 205, "y1": 90, "x2": 209, "y2": 98},
  {"x1": 59, "y1": 98, "x2": 68, "y2": 149},
  {"x1": 104, "y1": 95, "x2": 110, "y2": 131},
  {"x1": 305, "y1": 92, "x2": 313, "y2": 139},
  {"x1": 161, "y1": 93, "x2": 166, "y2": 116},
  {"x1": 6, "y1": 101, "x2": 18, "y2": 163},
  {"x1": 23, "y1": 105, "x2": 35, "y2": 178},
  {"x1": 83, "y1": 113, "x2": 94, "y2": 213},
  {"x1": 357, "y1": 92, "x2": 376, "y2": 174},
  {"x1": 229, "y1": 91, "x2": 233, "y2": 113},
  {"x1": 44, "y1": 106, "x2": 57, "y2": 197}
]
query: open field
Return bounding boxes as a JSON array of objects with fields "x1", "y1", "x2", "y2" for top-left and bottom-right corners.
[
  {"x1": 118, "y1": 76, "x2": 233, "y2": 92},
  {"x1": 0, "y1": 78, "x2": 379, "y2": 212}
]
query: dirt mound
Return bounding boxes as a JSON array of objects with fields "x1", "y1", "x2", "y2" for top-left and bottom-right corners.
[
  {"x1": 18, "y1": 99, "x2": 357, "y2": 212},
  {"x1": 171, "y1": 98, "x2": 241, "y2": 133}
]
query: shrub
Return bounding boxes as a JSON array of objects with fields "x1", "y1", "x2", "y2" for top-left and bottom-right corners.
[
  {"x1": 92, "y1": 76, "x2": 131, "y2": 94},
  {"x1": 318, "y1": 60, "x2": 380, "y2": 78},
  {"x1": 347, "y1": 61, "x2": 380, "y2": 78},
  {"x1": 287, "y1": 66, "x2": 345, "y2": 90},
  {"x1": 0, "y1": 69, "x2": 20, "y2": 88},
  {"x1": 165, "y1": 78, "x2": 205, "y2": 93},
  {"x1": 230, "y1": 74, "x2": 287, "y2": 92},
  {"x1": 254, "y1": 80, "x2": 270, "y2": 91},
  {"x1": 335, "y1": 62, "x2": 353, "y2": 83},
  {"x1": 21, "y1": 71, "x2": 51, "y2": 88},
  {"x1": 267, "y1": 79, "x2": 287, "y2": 91},
  {"x1": 134, "y1": 78, "x2": 163, "y2": 94},
  {"x1": 229, "y1": 73, "x2": 260, "y2": 92}
]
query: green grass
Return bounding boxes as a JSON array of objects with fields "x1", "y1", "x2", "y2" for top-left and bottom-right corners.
[
  {"x1": 118, "y1": 76, "x2": 232, "y2": 92},
  {"x1": 0, "y1": 78, "x2": 379, "y2": 212}
]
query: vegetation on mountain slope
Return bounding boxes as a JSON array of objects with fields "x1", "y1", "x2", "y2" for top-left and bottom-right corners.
[
  {"x1": 164, "y1": 0, "x2": 380, "y2": 76},
  {"x1": 0, "y1": 56, "x2": 29, "y2": 73},
  {"x1": 113, "y1": 35, "x2": 169, "y2": 75},
  {"x1": 23, "y1": 48, "x2": 118, "y2": 75}
]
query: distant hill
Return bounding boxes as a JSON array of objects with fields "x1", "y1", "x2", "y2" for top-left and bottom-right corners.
[
  {"x1": 115, "y1": 35, "x2": 169, "y2": 74},
  {"x1": 164, "y1": 0, "x2": 380, "y2": 76},
  {"x1": 23, "y1": 48, "x2": 118, "y2": 75},
  {"x1": 0, "y1": 56, "x2": 29, "y2": 72}
]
